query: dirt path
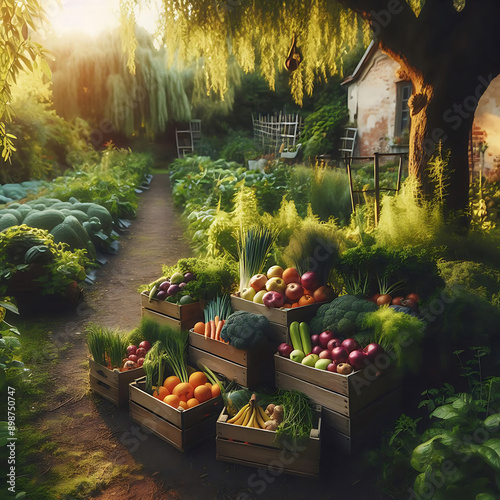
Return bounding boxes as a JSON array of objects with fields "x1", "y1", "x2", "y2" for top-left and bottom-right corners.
[{"x1": 26, "y1": 173, "x2": 383, "y2": 500}]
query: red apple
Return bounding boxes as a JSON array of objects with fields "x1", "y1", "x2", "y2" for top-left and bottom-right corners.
[
  {"x1": 313, "y1": 285, "x2": 335, "y2": 303},
  {"x1": 250, "y1": 274, "x2": 268, "y2": 291},
  {"x1": 301, "y1": 271, "x2": 320, "y2": 291},
  {"x1": 126, "y1": 345, "x2": 137, "y2": 355},
  {"x1": 327, "y1": 338, "x2": 342, "y2": 351},
  {"x1": 310, "y1": 334, "x2": 320, "y2": 346},
  {"x1": 363, "y1": 343, "x2": 385, "y2": 361},
  {"x1": 282, "y1": 267, "x2": 301, "y2": 285},
  {"x1": 348, "y1": 349, "x2": 368, "y2": 370},
  {"x1": 278, "y1": 343, "x2": 294, "y2": 358},
  {"x1": 136, "y1": 347, "x2": 147, "y2": 358},
  {"x1": 136, "y1": 357, "x2": 145, "y2": 367},
  {"x1": 139, "y1": 340, "x2": 151, "y2": 351},
  {"x1": 319, "y1": 349, "x2": 332, "y2": 360},
  {"x1": 341, "y1": 338, "x2": 360, "y2": 353},
  {"x1": 327, "y1": 361, "x2": 339, "y2": 373},
  {"x1": 331, "y1": 346, "x2": 349, "y2": 363},
  {"x1": 285, "y1": 282, "x2": 304, "y2": 302},
  {"x1": 311, "y1": 345, "x2": 323, "y2": 355},
  {"x1": 262, "y1": 291, "x2": 285, "y2": 308},
  {"x1": 128, "y1": 354, "x2": 138, "y2": 363},
  {"x1": 319, "y1": 331, "x2": 334, "y2": 348}
]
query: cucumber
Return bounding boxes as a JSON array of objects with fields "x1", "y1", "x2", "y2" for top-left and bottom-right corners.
[
  {"x1": 299, "y1": 322, "x2": 312, "y2": 355},
  {"x1": 289, "y1": 321, "x2": 303, "y2": 351}
]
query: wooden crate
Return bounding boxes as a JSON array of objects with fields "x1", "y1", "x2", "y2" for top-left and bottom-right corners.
[
  {"x1": 140, "y1": 291, "x2": 204, "y2": 331},
  {"x1": 188, "y1": 330, "x2": 274, "y2": 389},
  {"x1": 274, "y1": 353, "x2": 399, "y2": 417},
  {"x1": 88, "y1": 358, "x2": 144, "y2": 408},
  {"x1": 216, "y1": 407, "x2": 321, "y2": 477},
  {"x1": 230, "y1": 293, "x2": 327, "y2": 345},
  {"x1": 129, "y1": 377, "x2": 223, "y2": 452}
]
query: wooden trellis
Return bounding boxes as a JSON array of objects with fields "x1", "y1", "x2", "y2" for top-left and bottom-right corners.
[{"x1": 252, "y1": 112, "x2": 302, "y2": 154}]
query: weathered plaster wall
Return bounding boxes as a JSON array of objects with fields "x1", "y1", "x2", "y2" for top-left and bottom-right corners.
[
  {"x1": 474, "y1": 75, "x2": 500, "y2": 173},
  {"x1": 347, "y1": 52, "x2": 403, "y2": 156}
]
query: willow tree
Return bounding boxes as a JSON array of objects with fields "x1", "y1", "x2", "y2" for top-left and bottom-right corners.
[
  {"x1": 121, "y1": 0, "x2": 500, "y2": 220},
  {"x1": 1, "y1": 0, "x2": 51, "y2": 161},
  {"x1": 48, "y1": 28, "x2": 191, "y2": 137}
]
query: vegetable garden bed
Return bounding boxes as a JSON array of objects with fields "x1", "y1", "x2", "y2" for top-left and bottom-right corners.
[
  {"x1": 188, "y1": 329, "x2": 274, "y2": 389},
  {"x1": 140, "y1": 291, "x2": 204, "y2": 331},
  {"x1": 88, "y1": 358, "x2": 144, "y2": 408},
  {"x1": 129, "y1": 377, "x2": 223, "y2": 452},
  {"x1": 216, "y1": 406, "x2": 322, "y2": 477}
]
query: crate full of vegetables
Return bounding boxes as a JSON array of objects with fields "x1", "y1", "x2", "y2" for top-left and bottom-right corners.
[
  {"x1": 128, "y1": 326, "x2": 223, "y2": 452},
  {"x1": 216, "y1": 389, "x2": 321, "y2": 477},
  {"x1": 188, "y1": 297, "x2": 276, "y2": 389},
  {"x1": 86, "y1": 324, "x2": 146, "y2": 408}
]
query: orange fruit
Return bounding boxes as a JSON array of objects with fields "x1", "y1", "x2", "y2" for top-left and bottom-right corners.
[
  {"x1": 283, "y1": 303, "x2": 292, "y2": 309},
  {"x1": 178, "y1": 401, "x2": 188, "y2": 410},
  {"x1": 163, "y1": 375, "x2": 181, "y2": 393},
  {"x1": 211, "y1": 383, "x2": 221, "y2": 398},
  {"x1": 189, "y1": 371, "x2": 207, "y2": 389},
  {"x1": 205, "y1": 382, "x2": 212, "y2": 389},
  {"x1": 187, "y1": 398, "x2": 200, "y2": 408},
  {"x1": 291, "y1": 302, "x2": 300, "y2": 308},
  {"x1": 194, "y1": 384, "x2": 212, "y2": 403},
  {"x1": 193, "y1": 322, "x2": 205, "y2": 335},
  {"x1": 172, "y1": 382, "x2": 194, "y2": 401},
  {"x1": 179, "y1": 395, "x2": 188, "y2": 403},
  {"x1": 163, "y1": 394, "x2": 180, "y2": 408},
  {"x1": 299, "y1": 294, "x2": 315, "y2": 306},
  {"x1": 153, "y1": 386, "x2": 169, "y2": 400}
]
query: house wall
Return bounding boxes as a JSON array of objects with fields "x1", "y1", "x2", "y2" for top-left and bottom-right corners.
[
  {"x1": 347, "y1": 51, "x2": 404, "y2": 156},
  {"x1": 474, "y1": 75, "x2": 500, "y2": 173}
]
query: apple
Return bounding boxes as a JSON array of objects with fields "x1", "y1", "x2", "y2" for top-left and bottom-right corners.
[
  {"x1": 183, "y1": 272, "x2": 195, "y2": 282},
  {"x1": 310, "y1": 334, "x2": 320, "y2": 346},
  {"x1": 139, "y1": 341, "x2": 151, "y2": 351},
  {"x1": 159, "y1": 280, "x2": 171, "y2": 292},
  {"x1": 337, "y1": 363, "x2": 354, "y2": 375},
  {"x1": 127, "y1": 345, "x2": 137, "y2": 355},
  {"x1": 301, "y1": 354, "x2": 319, "y2": 367},
  {"x1": 267, "y1": 265, "x2": 284, "y2": 279},
  {"x1": 331, "y1": 346, "x2": 349, "y2": 363},
  {"x1": 278, "y1": 343, "x2": 294, "y2": 358},
  {"x1": 327, "y1": 361, "x2": 339, "y2": 372},
  {"x1": 327, "y1": 338, "x2": 342, "y2": 351},
  {"x1": 301, "y1": 271, "x2": 320, "y2": 291},
  {"x1": 250, "y1": 274, "x2": 268, "y2": 291},
  {"x1": 318, "y1": 349, "x2": 332, "y2": 360},
  {"x1": 156, "y1": 290, "x2": 167, "y2": 300},
  {"x1": 136, "y1": 347, "x2": 147, "y2": 358},
  {"x1": 253, "y1": 290, "x2": 267, "y2": 304},
  {"x1": 136, "y1": 357, "x2": 145, "y2": 367},
  {"x1": 282, "y1": 267, "x2": 301, "y2": 285},
  {"x1": 170, "y1": 272, "x2": 184, "y2": 284},
  {"x1": 313, "y1": 285, "x2": 335, "y2": 303},
  {"x1": 319, "y1": 330, "x2": 335, "y2": 348},
  {"x1": 266, "y1": 277, "x2": 287, "y2": 294},
  {"x1": 311, "y1": 345, "x2": 323, "y2": 355},
  {"x1": 128, "y1": 354, "x2": 138, "y2": 363},
  {"x1": 341, "y1": 338, "x2": 361, "y2": 353},
  {"x1": 285, "y1": 283, "x2": 304, "y2": 302},
  {"x1": 240, "y1": 287, "x2": 256, "y2": 301},
  {"x1": 363, "y1": 343, "x2": 385, "y2": 361},
  {"x1": 290, "y1": 349, "x2": 305, "y2": 363},
  {"x1": 178, "y1": 282, "x2": 187, "y2": 290},
  {"x1": 167, "y1": 284, "x2": 180, "y2": 296},
  {"x1": 348, "y1": 349, "x2": 368, "y2": 370},
  {"x1": 315, "y1": 358, "x2": 331, "y2": 370},
  {"x1": 262, "y1": 291, "x2": 285, "y2": 308}
]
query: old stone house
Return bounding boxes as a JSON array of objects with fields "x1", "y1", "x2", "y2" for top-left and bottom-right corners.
[{"x1": 342, "y1": 41, "x2": 500, "y2": 173}]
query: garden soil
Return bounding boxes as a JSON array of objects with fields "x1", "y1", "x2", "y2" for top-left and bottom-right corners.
[{"x1": 26, "y1": 173, "x2": 389, "y2": 500}]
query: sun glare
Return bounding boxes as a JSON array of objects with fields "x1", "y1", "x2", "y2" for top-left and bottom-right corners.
[{"x1": 47, "y1": 0, "x2": 159, "y2": 38}]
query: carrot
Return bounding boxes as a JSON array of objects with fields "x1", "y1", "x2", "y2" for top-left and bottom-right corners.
[
  {"x1": 216, "y1": 319, "x2": 224, "y2": 341},
  {"x1": 204, "y1": 321, "x2": 210, "y2": 339},
  {"x1": 214, "y1": 315, "x2": 220, "y2": 329},
  {"x1": 210, "y1": 319, "x2": 216, "y2": 339}
]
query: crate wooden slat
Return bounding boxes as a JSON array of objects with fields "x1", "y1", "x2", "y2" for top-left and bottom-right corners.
[
  {"x1": 128, "y1": 377, "x2": 223, "y2": 452},
  {"x1": 89, "y1": 358, "x2": 144, "y2": 408},
  {"x1": 216, "y1": 407, "x2": 321, "y2": 477},
  {"x1": 188, "y1": 330, "x2": 274, "y2": 388}
]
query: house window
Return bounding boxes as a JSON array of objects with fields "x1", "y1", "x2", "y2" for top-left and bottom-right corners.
[{"x1": 395, "y1": 82, "x2": 412, "y2": 139}]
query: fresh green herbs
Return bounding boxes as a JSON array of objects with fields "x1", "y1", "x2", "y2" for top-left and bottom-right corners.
[{"x1": 85, "y1": 323, "x2": 128, "y2": 370}]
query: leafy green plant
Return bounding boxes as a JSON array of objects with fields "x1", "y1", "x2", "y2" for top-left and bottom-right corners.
[{"x1": 0, "y1": 300, "x2": 22, "y2": 390}]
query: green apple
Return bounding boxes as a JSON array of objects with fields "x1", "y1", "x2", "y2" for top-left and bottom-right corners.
[
  {"x1": 240, "y1": 287, "x2": 256, "y2": 301},
  {"x1": 290, "y1": 349, "x2": 305, "y2": 363},
  {"x1": 266, "y1": 277, "x2": 286, "y2": 294},
  {"x1": 301, "y1": 354, "x2": 319, "y2": 367},
  {"x1": 253, "y1": 290, "x2": 267, "y2": 304},
  {"x1": 267, "y1": 265, "x2": 284, "y2": 279},
  {"x1": 170, "y1": 272, "x2": 184, "y2": 284},
  {"x1": 315, "y1": 358, "x2": 331, "y2": 370}
]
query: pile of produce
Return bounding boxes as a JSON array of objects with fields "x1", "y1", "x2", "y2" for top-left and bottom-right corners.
[
  {"x1": 241, "y1": 265, "x2": 335, "y2": 309},
  {"x1": 86, "y1": 324, "x2": 148, "y2": 372},
  {"x1": 192, "y1": 295, "x2": 232, "y2": 341},
  {"x1": 227, "y1": 393, "x2": 282, "y2": 430},
  {"x1": 220, "y1": 310, "x2": 273, "y2": 350},
  {"x1": 148, "y1": 270, "x2": 198, "y2": 306}
]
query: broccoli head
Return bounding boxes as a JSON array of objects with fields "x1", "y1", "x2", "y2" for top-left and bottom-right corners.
[
  {"x1": 310, "y1": 295, "x2": 378, "y2": 336},
  {"x1": 220, "y1": 311, "x2": 272, "y2": 350}
]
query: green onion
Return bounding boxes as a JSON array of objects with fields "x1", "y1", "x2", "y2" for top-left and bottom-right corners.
[
  {"x1": 203, "y1": 295, "x2": 233, "y2": 322},
  {"x1": 85, "y1": 323, "x2": 107, "y2": 367},
  {"x1": 105, "y1": 329, "x2": 128, "y2": 369}
]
